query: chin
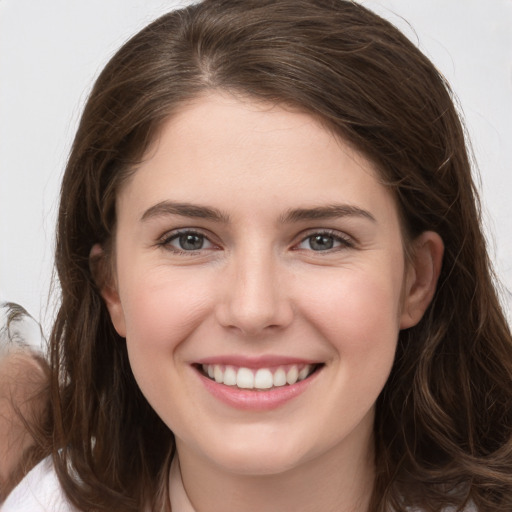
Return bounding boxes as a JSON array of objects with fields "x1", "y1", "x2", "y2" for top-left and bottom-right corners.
[
  {"x1": 181, "y1": 426, "x2": 309, "y2": 476},
  {"x1": 212, "y1": 449, "x2": 306, "y2": 477}
]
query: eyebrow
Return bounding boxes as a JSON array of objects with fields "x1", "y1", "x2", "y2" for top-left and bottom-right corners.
[
  {"x1": 280, "y1": 204, "x2": 376, "y2": 223},
  {"x1": 140, "y1": 201, "x2": 230, "y2": 223},
  {"x1": 140, "y1": 200, "x2": 376, "y2": 224}
]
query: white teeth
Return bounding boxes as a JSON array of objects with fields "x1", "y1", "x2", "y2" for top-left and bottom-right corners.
[
  {"x1": 273, "y1": 368, "x2": 287, "y2": 387},
  {"x1": 223, "y1": 365, "x2": 237, "y2": 386},
  {"x1": 298, "y1": 366, "x2": 310, "y2": 381},
  {"x1": 201, "y1": 363, "x2": 316, "y2": 390},
  {"x1": 254, "y1": 369, "x2": 273, "y2": 389},
  {"x1": 236, "y1": 367, "x2": 254, "y2": 389},
  {"x1": 214, "y1": 365, "x2": 223, "y2": 383},
  {"x1": 286, "y1": 366, "x2": 299, "y2": 385}
]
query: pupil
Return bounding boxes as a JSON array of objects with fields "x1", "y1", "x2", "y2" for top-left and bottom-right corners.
[
  {"x1": 310, "y1": 235, "x2": 333, "y2": 251},
  {"x1": 179, "y1": 233, "x2": 203, "y2": 250}
]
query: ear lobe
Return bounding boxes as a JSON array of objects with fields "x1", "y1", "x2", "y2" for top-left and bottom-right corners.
[
  {"x1": 400, "y1": 231, "x2": 444, "y2": 329},
  {"x1": 90, "y1": 243, "x2": 126, "y2": 338}
]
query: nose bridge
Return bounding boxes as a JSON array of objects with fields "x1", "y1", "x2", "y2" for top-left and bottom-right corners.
[{"x1": 216, "y1": 239, "x2": 292, "y2": 335}]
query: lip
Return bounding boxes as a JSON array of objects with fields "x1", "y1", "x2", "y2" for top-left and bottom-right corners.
[
  {"x1": 194, "y1": 361, "x2": 322, "y2": 411},
  {"x1": 195, "y1": 355, "x2": 318, "y2": 369}
]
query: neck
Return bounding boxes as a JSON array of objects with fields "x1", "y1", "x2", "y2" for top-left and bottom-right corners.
[{"x1": 171, "y1": 426, "x2": 375, "y2": 512}]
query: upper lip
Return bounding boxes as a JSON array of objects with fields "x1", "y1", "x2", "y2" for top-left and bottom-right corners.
[{"x1": 194, "y1": 355, "x2": 320, "y2": 369}]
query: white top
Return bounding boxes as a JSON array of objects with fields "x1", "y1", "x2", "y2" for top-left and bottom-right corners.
[
  {"x1": 1, "y1": 457, "x2": 76, "y2": 512},
  {"x1": 0, "y1": 457, "x2": 192, "y2": 512},
  {"x1": 1, "y1": 456, "x2": 477, "y2": 512}
]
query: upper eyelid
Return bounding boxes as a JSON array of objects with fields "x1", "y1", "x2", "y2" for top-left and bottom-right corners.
[
  {"x1": 155, "y1": 227, "x2": 355, "y2": 248},
  {"x1": 159, "y1": 227, "x2": 213, "y2": 241},
  {"x1": 157, "y1": 230, "x2": 219, "y2": 255},
  {"x1": 296, "y1": 228, "x2": 354, "y2": 243},
  {"x1": 286, "y1": 232, "x2": 354, "y2": 255},
  {"x1": 157, "y1": 228, "x2": 216, "y2": 249}
]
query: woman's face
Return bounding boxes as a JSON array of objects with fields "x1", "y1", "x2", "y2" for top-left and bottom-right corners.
[{"x1": 104, "y1": 93, "x2": 429, "y2": 477}]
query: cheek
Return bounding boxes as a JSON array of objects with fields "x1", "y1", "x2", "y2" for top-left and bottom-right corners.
[
  {"x1": 118, "y1": 268, "x2": 217, "y2": 416},
  {"x1": 119, "y1": 267, "x2": 214, "y2": 349},
  {"x1": 117, "y1": 267, "x2": 217, "y2": 403},
  {"x1": 299, "y1": 265, "x2": 404, "y2": 359}
]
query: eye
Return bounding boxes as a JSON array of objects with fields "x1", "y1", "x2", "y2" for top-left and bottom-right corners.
[
  {"x1": 160, "y1": 230, "x2": 215, "y2": 252},
  {"x1": 296, "y1": 231, "x2": 353, "y2": 252}
]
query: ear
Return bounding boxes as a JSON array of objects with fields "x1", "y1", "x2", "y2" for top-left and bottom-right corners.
[
  {"x1": 400, "y1": 231, "x2": 444, "y2": 329},
  {"x1": 90, "y1": 243, "x2": 126, "y2": 338}
]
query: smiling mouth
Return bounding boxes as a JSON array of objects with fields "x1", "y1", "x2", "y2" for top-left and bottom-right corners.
[{"x1": 197, "y1": 363, "x2": 322, "y2": 391}]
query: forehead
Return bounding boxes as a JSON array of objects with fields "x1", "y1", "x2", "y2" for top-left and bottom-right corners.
[{"x1": 117, "y1": 92, "x2": 397, "y2": 226}]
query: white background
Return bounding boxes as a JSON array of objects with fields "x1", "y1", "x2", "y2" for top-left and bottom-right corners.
[{"x1": 1, "y1": 0, "x2": 511, "y2": 334}]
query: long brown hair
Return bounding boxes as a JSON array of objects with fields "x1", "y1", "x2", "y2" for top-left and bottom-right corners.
[{"x1": 48, "y1": 1, "x2": 512, "y2": 510}]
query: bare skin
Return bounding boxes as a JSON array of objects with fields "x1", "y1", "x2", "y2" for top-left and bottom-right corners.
[{"x1": 103, "y1": 93, "x2": 443, "y2": 512}]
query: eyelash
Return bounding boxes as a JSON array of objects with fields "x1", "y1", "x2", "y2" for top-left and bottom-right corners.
[
  {"x1": 295, "y1": 230, "x2": 355, "y2": 252},
  {"x1": 157, "y1": 229, "x2": 216, "y2": 255},
  {"x1": 157, "y1": 229, "x2": 354, "y2": 255}
]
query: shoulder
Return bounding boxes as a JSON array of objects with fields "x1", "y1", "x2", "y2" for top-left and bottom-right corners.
[{"x1": 1, "y1": 457, "x2": 78, "y2": 512}]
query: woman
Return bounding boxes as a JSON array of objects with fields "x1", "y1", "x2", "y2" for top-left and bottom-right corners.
[{"x1": 2, "y1": 1, "x2": 511, "y2": 510}]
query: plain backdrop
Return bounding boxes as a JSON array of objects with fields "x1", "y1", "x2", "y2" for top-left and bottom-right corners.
[{"x1": 1, "y1": 0, "x2": 511, "y2": 335}]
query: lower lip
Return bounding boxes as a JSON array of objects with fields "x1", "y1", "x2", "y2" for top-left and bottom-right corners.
[{"x1": 196, "y1": 368, "x2": 320, "y2": 411}]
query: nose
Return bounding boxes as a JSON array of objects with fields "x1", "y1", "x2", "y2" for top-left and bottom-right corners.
[{"x1": 215, "y1": 245, "x2": 294, "y2": 336}]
